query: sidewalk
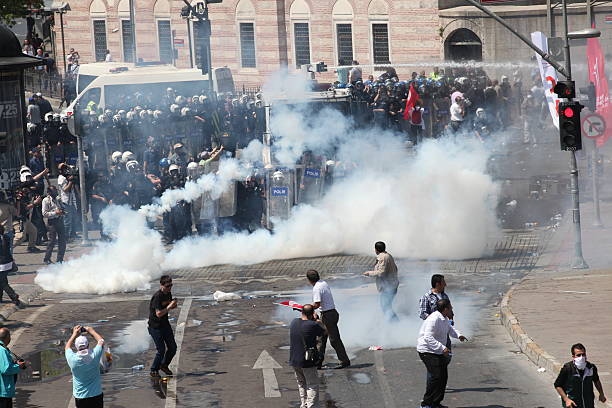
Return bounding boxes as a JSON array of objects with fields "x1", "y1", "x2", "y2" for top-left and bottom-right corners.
[{"x1": 501, "y1": 199, "x2": 612, "y2": 404}]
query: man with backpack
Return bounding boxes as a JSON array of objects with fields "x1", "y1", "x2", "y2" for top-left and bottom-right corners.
[{"x1": 289, "y1": 304, "x2": 324, "y2": 408}]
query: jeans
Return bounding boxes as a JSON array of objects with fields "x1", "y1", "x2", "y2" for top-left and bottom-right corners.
[
  {"x1": 419, "y1": 352, "x2": 449, "y2": 407},
  {"x1": 74, "y1": 393, "x2": 103, "y2": 408},
  {"x1": 293, "y1": 366, "x2": 319, "y2": 408},
  {"x1": 63, "y1": 203, "x2": 79, "y2": 237},
  {"x1": 148, "y1": 325, "x2": 177, "y2": 371},
  {"x1": 45, "y1": 217, "x2": 66, "y2": 263},
  {"x1": 319, "y1": 309, "x2": 350, "y2": 366},
  {"x1": 379, "y1": 288, "x2": 399, "y2": 322}
]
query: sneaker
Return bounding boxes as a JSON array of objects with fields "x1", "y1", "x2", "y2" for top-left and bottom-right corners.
[
  {"x1": 150, "y1": 370, "x2": 160, "y2": 378},
  {"x1": 44, "y1": 259, "x2": 54, "y2": 265},
  {"x1": 160, "y1": 365, "x2": 173, "y2": 376}
]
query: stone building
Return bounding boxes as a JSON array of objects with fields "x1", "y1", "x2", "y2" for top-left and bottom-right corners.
[{"x1": 50, "y1": 0, "x2": 612, "y2": 87}]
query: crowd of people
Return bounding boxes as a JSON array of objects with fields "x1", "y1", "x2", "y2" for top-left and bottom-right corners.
[{"x1": 334, "y1": 61, "x2": 549, "y2": 145}]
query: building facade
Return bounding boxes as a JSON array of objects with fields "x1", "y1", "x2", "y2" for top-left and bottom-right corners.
[{"x1": 51, "y1": 0, "x2": 612, "y2": 87}]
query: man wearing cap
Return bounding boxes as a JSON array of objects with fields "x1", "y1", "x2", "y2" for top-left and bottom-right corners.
[
  {"x1": 65, "y1": 325, "x2": 105, "y2": 408},
  {"x1": 168, "y1": 143, "x2": 188, "y2": 170}
]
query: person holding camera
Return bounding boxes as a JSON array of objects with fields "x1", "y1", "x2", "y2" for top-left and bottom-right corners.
[
  {"x1": 65, "y1": 325, "x2": 105, "y2": 408},
  {"x1": 57, "y1": 163, "x2": 80, "y2": 240},
  {"x1": 0, "y1": 327, "x2": 26, "y2": 408},
  {"x1": 41, "y1": 185, "x2": 66, "y2": 264},
  {"x1": 289, "y1": 304, "x2": 324, "y2": 408},
  {"x1": 0, "y1": 225, "x2": 21, "y2": 307},
  {"x1": 148, "y1": 275, "x2": 178, "y2": 378}
]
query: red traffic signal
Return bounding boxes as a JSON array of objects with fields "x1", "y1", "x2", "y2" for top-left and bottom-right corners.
[{"x1": 563, "y1": 107, "x2": 575, "y2": 118}]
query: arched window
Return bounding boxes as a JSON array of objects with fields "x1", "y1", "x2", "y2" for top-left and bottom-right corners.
[
  {"x1": 89, "y1": 0, "x2": 108, "y2": 62},
  {"x1": 368, "y1": 0, "x2": 390, "y2": 65},
  {"x1": 444, "y1": 28, "x2": 482, "y2": 62},
  {"x1": 290, "y1": 0, "x2": 311, "y2": 68},
  {"x1": 332, "y1": 0, "x2": 354, "y2": 66},
  {"x1": 117, "y1": 0, "x2": 134, "y2": 62},
  {"x1": 236, "y1": 0, "x2": 257, "y2": 68},
  {"x1": 154, "y1": 0, "x2": 173, "y2": 64}
]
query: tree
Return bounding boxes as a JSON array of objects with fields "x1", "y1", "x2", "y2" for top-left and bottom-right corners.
[{"x1": 0, "y1": 0, "x2": 44, "y2": 27}]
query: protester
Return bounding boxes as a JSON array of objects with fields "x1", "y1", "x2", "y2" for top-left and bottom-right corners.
[
  {"x1": 57, "y1": 163, "x2": 80, "y2": 240},
  {"x1": 0, "y1": 328, "x2": 26, "y2": 408},
  {"x1": 306, "y1": 269, "x2": 350, "y2": 369},
  {"x1": 0, "y1": 194, "x2": 17, "y2": 254},
  {"x1": 148, "y1": 275, "x2": 178, "y2": 378},
  {"x1": 419, "y1": 274, "x2": 450, "y2": 320},
  {"x1": 65, "y1": 325, "x2": 105, "y2": 408},
  {"x1": 0, "y1": 226, "x2": 21, "y2": 307},
  {"x1": 416, "y1": 299, "x2": 467, "y2": 408},
  {"x1": 363, "y1": 241, "x2": 399, "y2": 321},
  {"x1": 554, "y1": 343, "x2": 606, "y2": 408},
  {"x1": 289, "y1": 303, "x2": 324, "y2": 408},
  {"x1": 41, "y1": 185, "x2": 66, "y2": 264}
]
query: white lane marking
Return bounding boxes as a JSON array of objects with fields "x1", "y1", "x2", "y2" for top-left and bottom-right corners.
[
  {"x1": 59, "y1": 296, "x2": 150, "y2": 304},
  {"x1": 374, "y1": 351, "x2": 397, "y2": 408},
  {"x1": 252, "y1": 350, "x2": 282, "y2": 398},
  {"x1": 165, "y1": 297, "x2": 193, "y2": 408}
]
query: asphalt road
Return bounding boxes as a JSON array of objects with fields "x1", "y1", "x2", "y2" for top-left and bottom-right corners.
[{"x1": 6, "y1": 229, "x2": 563, "y2": 408}]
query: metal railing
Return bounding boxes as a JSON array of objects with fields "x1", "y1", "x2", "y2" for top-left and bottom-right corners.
[{"x1": 23, "y1": 69, "x2": 64, "y2": 100}]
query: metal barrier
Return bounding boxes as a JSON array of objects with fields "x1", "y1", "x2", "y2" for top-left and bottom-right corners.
[{"x1": 23, "y1": 69, "x2": 64, "y2": 100}]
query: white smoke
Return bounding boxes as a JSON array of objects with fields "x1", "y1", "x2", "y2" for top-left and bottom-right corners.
[{"x1": 35, "y1": 71, "x2": 500, "y2": 294}]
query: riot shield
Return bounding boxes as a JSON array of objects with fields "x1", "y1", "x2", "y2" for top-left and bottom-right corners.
[
  {"x1": 265, "y1": 167, "x2": 295, "y2": 229},
  {"x1": 201, "y1": 160, "x2": 237, "y2": 218},
  {"x1": 295, "y1": 163, "x2": 326, "y2": 205}
]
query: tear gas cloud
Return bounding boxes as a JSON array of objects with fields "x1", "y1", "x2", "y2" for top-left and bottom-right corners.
[{"x1": 35, "y1": 71, "x2": 500, "y2": 294}]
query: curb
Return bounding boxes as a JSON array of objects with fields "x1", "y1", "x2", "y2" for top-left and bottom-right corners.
[{"x1": 499, "y1": 282, "x2": 563, "y2": 375}]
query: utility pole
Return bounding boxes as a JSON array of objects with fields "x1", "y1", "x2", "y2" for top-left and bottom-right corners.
[{"x1": 462, "y1": 0, "x2": 591, "y2": 269}]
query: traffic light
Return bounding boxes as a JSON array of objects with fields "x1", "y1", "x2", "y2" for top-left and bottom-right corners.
[
  {"x1": 559, "y1": 101, "x2": 583, "y2": 151},
  {"x1": 315, "y1": 62, "x2": 327, "y2": 73},
  {"x1": 553, "y1": 80, "x2": 576, "y2": 99}
]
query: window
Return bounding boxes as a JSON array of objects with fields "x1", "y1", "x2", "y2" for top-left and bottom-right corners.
[
  {"x1": 336, "y1": 24, "x2": 353, "y2": 66},
  {"x1": 157, "y1": 20, "x2": 173, "y2": 64},
  {"x1": 239, "y1": 22, "x2": 256, "y2": 68},
  {"x1": 121, "y1": 20, "x2": 134, "y2": 62},
  {"x1": 372, "y1": 23, "x2": 390, "y2": 64},
  {"x1": 294, "y1": 23, "x2": 310, "y2": 68},
  {"x1": 92, "y1": 20, "x2": 107, "y2": 62}
]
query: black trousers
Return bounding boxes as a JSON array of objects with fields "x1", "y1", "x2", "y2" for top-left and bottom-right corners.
[
  {"x1": 0, "y1": 397, "x2": 12, "y2": 408},
  {"x1": 45, "y1": 217, "x2": 66, "y2": 263},
  {"x1": 75, "y1": 393, "x2": 103, "y2": 408},
  {"x1": 419, "y1": 352, "x2": 449, "y2": 407},
  {"x1": 319, "y1": 309, "x2": 350, "y2": 365}
]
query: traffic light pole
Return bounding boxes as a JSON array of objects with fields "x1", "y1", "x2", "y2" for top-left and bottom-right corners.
[
  {"x1": 562, "y1": 0, "x2": 589, "y2": 269},
  {"x1": 462, "y1": 0, "x2": 588, "y2": 268}
]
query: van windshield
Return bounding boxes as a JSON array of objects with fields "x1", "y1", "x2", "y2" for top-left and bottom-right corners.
[
  {"x1": 77, "y1": 74, "x2": 98, "y2": 94},
  {"x1": 104, "y1": 80, "x2": 209, "y2": 110}
]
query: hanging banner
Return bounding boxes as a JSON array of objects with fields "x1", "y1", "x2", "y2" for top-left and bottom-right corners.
[
  {"x1": 531, "y1": 31, "x2": 560, "y2": 129},
  {"x1": 587, "y1": 35, "x2": 612, "y2": 146}
]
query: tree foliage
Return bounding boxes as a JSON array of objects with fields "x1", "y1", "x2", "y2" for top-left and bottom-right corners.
[{"x1": 0, "y1": 0, "x2": 45, "y2": 27}]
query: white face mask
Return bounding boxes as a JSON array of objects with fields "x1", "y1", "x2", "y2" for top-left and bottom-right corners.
[{"x1": 574, "y1": 355, "x2": 587, "y2": 370}]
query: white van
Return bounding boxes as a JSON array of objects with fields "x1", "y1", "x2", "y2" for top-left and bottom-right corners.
[{"x1": 64, "y1": 62, "x2": 234, "y2": 116}]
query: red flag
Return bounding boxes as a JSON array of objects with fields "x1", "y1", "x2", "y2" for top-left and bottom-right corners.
[
  {"x1": 402, "y1": 83, "x2": 419, "y2": 121},
  {"x1": 587, "y1": 36, "x2": 612, "y2": 146}
]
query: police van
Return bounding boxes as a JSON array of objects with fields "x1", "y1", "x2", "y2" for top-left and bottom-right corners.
[{"x1": 63, "y1": 62, "x2": 234, "y2": 117}]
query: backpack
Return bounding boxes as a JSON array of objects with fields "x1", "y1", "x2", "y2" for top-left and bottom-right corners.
[{"x1": 411, "y1": 108, "x2": 422, "y2": 125}]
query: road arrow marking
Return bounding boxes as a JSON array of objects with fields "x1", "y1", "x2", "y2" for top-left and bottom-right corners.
[{"x1": 253, "y1": 350, "x2": 282, "y2": 397}]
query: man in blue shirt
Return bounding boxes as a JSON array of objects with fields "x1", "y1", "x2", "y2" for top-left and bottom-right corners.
[
  {"x1": 65, "y1": 325, "x2": 105, "y2": 408},
  {"x1": 0, "y1": 328, "x2": 26, "y2": 408}
]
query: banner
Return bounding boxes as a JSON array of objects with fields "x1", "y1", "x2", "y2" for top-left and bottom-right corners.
[
  {"x1": 587, "y1": 36, "x2": 612, "y2": 146},
  {"x1": 531, "y1": 32, "x2": 560, "y2": 129}
]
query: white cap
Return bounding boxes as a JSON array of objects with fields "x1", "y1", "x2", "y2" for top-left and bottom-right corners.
[
  {"x1": 169, "y1": 164, "x2": 179, "y2": 172},
  {"x1": 75, "y1": 335, "x2": 89, "y2": 355}
]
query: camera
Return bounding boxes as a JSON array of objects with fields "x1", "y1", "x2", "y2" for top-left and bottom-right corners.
[{"x1": 79, "y1": 326, "x2": 87, "y2": 334}]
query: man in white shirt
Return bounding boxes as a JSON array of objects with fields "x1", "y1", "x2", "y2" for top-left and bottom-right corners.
[
  {"x1": 306, "y1": 270, "x2": 350, "y2": 369},
  {"x1": 449, "y1": 95, "x2": 465, "y2": 133},
  {"x1": 416, "y1": 299, "x2": 467, "y2": 408},
  {"x1": 41, "y1": 185, "x2": 66, "y2": 264}
]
